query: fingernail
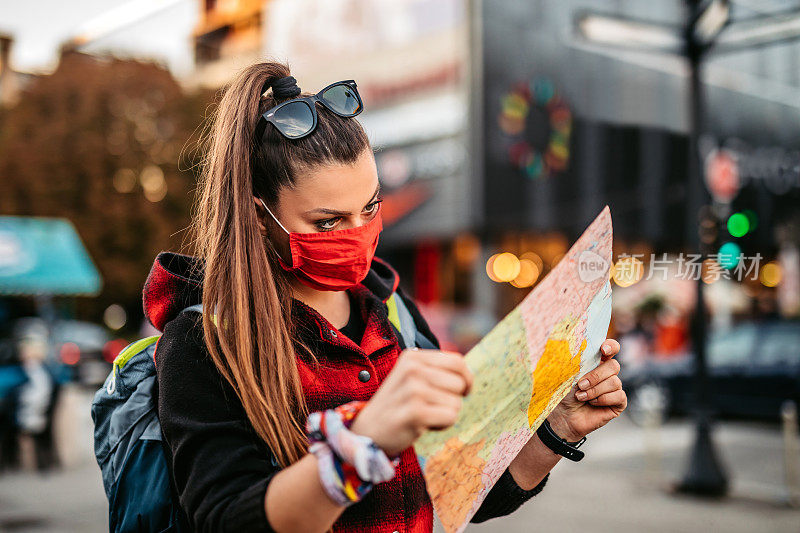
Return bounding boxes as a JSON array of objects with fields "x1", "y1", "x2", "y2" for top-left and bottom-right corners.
[
  {"x1": 602, "y1": 344, "x2": 611, "y2": 355},
  {"x1": 578, "y1": 379, "x2": 590, "y2": 390},
  {"x1": 576, "y1": 391, "x2": 588, "y2": 400}
]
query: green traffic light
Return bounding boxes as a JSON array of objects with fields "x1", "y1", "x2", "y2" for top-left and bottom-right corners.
[
  {"x1": 742, "y1": 209, "x2": 758, "y2": 231},
  {"x1": 718, "y1": 242, "x2": 741, "y2": 269},
  {"x1": 727, "y1": 212, "x2": 749, "y2": 238}
]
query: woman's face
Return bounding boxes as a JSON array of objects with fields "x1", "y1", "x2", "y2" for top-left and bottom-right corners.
[{"x1": 255, "y1": 147, "x2": 382, "y2": 259}]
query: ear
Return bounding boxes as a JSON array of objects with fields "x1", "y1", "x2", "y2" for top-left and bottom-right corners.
[{"x1": 253, "y1": 196, "x2": 268, "y2": 235}]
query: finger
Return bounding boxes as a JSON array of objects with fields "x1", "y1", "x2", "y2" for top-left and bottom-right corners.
[
  {"x1": 600, "y1": 338, "x2": 621, "y2": 360},
  {"x1": 588, "y1": 389, "x2": 628, "y2": 409},
  {"x1": 418, "y1": 350, "x2": 474, "y2": 395},
  {"x1": 575, "y1": 375, "x2": 622, "y2": 402},
  {"x1": 422, "y1": 367, "x2": 470, "y2": 396},
  {"x1": 415, "y1": 403, "x2": 461, "y2": 430},
  {"x1": 419, "y1": 385, "x2": 463, "y2": 411},
  {"x1": 577, "y1": 358, "x2": 621, "y2": 391}
]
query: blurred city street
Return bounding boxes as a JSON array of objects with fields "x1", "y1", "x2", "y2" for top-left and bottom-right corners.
[
  {"x1": 0, "y1": 386, "x2": 105, "y2": 533},
  {"x1": 0, "y1": 386, "x2": 798, "y2": 532},
  {"x1": 1, "y1": 1, "x2": 800, "y2": 532}
]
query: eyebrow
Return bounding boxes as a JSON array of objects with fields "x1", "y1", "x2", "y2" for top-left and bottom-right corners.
[{"x1": 304, "y1": 183, "x2": 381, "y2": 216}]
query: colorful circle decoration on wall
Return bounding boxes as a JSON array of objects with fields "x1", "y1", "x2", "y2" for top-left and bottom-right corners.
[{"x1": 498, "y1": 77, "x2": 572, "y2": 180}]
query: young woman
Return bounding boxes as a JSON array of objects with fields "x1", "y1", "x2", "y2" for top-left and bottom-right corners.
[{"x1": 145, "y1": 61, "x2": 627, "y2": 533}]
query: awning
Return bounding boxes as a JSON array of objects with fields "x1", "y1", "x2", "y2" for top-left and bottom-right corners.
[{"x1": 0, "y1": 216, "x2": 102, "y2": 296}]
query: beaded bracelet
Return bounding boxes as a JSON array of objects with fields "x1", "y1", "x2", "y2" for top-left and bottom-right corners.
[{"x1": 306, "y1": 401, "x2": 398, "y2": 506}]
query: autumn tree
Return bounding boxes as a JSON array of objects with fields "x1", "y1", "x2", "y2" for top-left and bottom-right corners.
[{"x1": 0, "y1": 50, "x2": 214, "y2": 327}]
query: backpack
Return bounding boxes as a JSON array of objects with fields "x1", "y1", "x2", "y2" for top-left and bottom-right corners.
[{"x1": 92, "y1": 292, "x2": 433, "y2": 533}]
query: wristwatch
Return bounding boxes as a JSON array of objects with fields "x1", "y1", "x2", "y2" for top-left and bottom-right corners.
[{"x1": 536, "y1": 419, "x2": 586, "y2": 462}]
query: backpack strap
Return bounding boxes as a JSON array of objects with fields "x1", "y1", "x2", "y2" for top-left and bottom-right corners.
[
  {"x1": 107, "y1": 335, "x2": 160, "y2": 395},
  {"x1": 386, "y1": 293, "x2": 415, "y2": 349},
  {"x1": 386, "y1": 292, "x2": 437, "y2": 350}
]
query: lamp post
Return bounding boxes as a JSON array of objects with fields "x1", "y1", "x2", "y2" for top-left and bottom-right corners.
[
  {"x1": 575, "y1": 0, "x2": 800, "y2": 497},
  {"x1": 677, "y1": 0, "x2": 730, "y2": 496}
]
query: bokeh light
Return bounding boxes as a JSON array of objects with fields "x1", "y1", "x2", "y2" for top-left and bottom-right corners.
[
  {"x1": 112, "y1": 168, "x2": 137, "y2": 193},
  {"x1": 491, "y1": 252, "x2": 521, "y2": 282},
  {"x1": 140, "y1": 164, "x2": 167, "y2": 202},
  {"x1": 760, "y1": 261, "x2": 782, "y2": 287},
  {"x1": 743, "y1": 209, "x2": 759, "y2": 231},
  {"x1": 699, "y1": 217, "x2": 718, "y2": 244},
  {"x1": 612, "y1": 256, "x2": 644, "y2": 287},
  {"x1": 717, "y1": 242, "x2": 742, "y2": 269},
  {"x1": 702, "y1": 258, "x2": 722, "y2": 284},
  {"x1": 520, "y1": 251, "x2": 544, "y2": 273},
  {"x1": 103, "y1": 304, "x2": 127, "y2": 330},
  {"x1": 511, "y1": 258, "x2": 540, "y2": 288},
  {"x1": 727, "y1": 212, "x2": 750, "y2": 237},
  {"x1": 486, "y1": 253, "x2": 501, "y2": 282},
  {"x1": 60, "y1": 342, "x2": 81, "y2": 366},
  {"x1": 454, "y1": 233, "x2": 481, "y2": 267}
]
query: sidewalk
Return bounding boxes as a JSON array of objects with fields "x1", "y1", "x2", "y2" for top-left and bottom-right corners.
[
  {"x1": 0, "y1": 386, "x2": 106, "y2": 532},
  {"x1": 1, "y1": 387, "x2": 799, "y2": 532},
  {"x1": 463, "y1": 417, "x2": 800, "y2": 533}
]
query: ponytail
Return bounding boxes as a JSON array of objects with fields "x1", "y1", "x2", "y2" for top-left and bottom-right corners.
[{"x1": 190, "y1": 60, "x2": 370, "y2": 466}]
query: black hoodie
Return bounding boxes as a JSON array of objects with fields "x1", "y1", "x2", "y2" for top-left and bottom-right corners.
[{"x1": 142, "y1": 251, "x2": 547, "y2": 532}]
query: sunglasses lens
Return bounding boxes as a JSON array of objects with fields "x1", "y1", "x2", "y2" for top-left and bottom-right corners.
[
  {"x1": 272, "y1": 101, "x2": 314, "y2": 138},
  {"x1": 321, "y1": 84, "x2": 362, "y2": 116}
]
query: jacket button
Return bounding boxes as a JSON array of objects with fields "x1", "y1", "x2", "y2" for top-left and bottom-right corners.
[{"x1": 358, "y1": 370, "x2": 371, "y2": 383}]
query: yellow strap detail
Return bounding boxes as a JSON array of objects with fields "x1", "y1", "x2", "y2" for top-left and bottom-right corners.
[
  {"x1": 386, "y1": 293, "x2": 401, "y2": 333},
  {"x1": 113, "y1": 335, "x2": 160, "y2": 368}
]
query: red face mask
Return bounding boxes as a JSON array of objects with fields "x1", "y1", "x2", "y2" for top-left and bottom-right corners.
[{"x1": 260, "y1": 199, "x2": 383, "y2": 291}]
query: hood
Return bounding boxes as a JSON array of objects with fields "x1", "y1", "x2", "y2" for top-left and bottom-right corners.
[
  {"x1": 142, "y1": 252, "x2": 204, "y2": 332},
  {"x1": 142, "y1": 251, "x2": 400, "y2": 332}
]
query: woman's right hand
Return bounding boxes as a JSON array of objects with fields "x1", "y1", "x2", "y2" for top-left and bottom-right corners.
[{"x1": 349, "y1": 348, "x2": 473, "y2": 456}]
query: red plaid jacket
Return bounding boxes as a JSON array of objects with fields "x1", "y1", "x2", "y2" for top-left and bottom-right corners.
[{"x1": 145, "y1": 251, "x2": 547, "y2": 533}]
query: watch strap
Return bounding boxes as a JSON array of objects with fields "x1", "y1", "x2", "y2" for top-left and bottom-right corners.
[{"x1": 536, "y1": 419, "x2": 586, "y2": 462}]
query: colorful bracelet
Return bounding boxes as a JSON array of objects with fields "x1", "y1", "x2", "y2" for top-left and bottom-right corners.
[{"x1": 307, "y1": 401, "x2": 398, "y2": 506}]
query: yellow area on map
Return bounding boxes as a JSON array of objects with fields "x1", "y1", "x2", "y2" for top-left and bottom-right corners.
[
  {"x1": 528, "y1": 335, "x2": 586, "y2": 427},
  {"x1": 414, "y1": 206, "x2": 613, "y2": 533}
]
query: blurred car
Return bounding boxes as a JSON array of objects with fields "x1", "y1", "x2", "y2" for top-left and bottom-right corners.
[
  {"x1": 5, "y1": 318, "x2": 127, "y2": 388},
  {"x1": 622, "y1": 321, "x2": 800, "y2": 424}
]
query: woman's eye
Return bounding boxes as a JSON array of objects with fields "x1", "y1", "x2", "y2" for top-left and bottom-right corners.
[
  {"x1": 364, "y1": 199, "x2": 382, "y2": 214},
  {"x1": 315, "y1": 217, "x2": 340, "y2": 231}
]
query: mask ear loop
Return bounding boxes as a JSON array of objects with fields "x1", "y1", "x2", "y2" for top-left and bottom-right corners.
[
  {"x1": 259, "y1": 198, "x2": 291, "y2": 235},
  {"x1": 258, "y1": 198, "x2": 293, "y2": 268}
]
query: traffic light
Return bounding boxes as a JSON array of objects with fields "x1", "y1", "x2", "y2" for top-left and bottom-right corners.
[
  {"x1": 718, "y1": 209, "x2": 758, "y2": 270},
  {"x1": 717, "y1": 241, "x2": 741, "y2": 269},
  {"x1": 726, "y1": 212, "x2": 749, "y2": 237}
]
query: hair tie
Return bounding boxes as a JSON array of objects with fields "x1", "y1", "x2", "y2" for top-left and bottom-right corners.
[
  {"x1": 306, "y1": 401, "x2": 398, "y2": 506},
  {"x1": 264, "y1": 75, "x2": 301, "y2": 100}
]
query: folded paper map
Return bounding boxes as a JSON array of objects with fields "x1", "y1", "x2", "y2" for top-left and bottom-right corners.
[{"x1": 414, "y1": 206, "x2": 613, "y2": 533}]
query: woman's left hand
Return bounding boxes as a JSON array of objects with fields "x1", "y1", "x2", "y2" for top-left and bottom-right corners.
[{"x1": 546, "y1": 338, "x2": 627, "y2": 442}]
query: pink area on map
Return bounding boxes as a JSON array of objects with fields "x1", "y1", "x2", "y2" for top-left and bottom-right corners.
[
  {"x1": 463, "y1": 427, "x2": 532, "y2": 529},
  {"x1": 519, "y1": 207, "x2": 612, "y2": 368}
]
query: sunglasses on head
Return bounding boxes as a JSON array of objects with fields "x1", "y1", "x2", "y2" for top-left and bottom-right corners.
[{"x1": 256, "y1": 79, "x2": 364, "y2": 141}]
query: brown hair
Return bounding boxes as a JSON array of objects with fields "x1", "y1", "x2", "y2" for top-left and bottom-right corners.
[{"x1": 190, "y1": 61, "x2": 370, "y2": 466}]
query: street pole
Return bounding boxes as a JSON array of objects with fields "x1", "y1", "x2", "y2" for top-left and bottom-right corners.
[
  {"x1": 676, "y1": 0, "x2": 729, "y2": 496},
  {"x1": 574, "y1": 0, "x2": 800, "y2": 497}
]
